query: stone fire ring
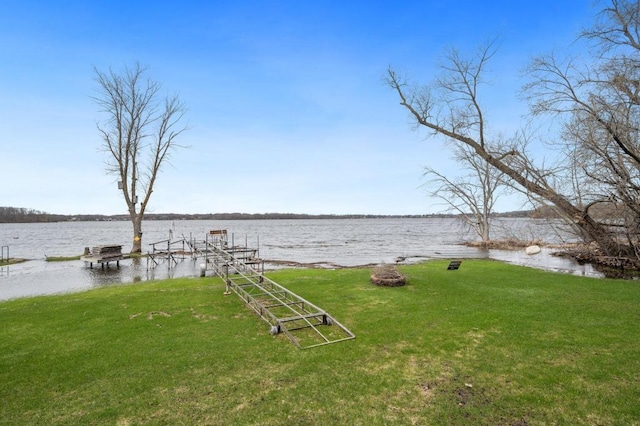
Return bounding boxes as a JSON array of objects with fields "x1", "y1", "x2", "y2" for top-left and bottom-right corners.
[{"x1": 370, "y1": 273, "x2": 406, "y2": 287}]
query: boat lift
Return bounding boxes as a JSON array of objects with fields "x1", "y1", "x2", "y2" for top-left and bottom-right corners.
[{"x1": 204, "y1": 230, "x2": 355, "y2": 349}]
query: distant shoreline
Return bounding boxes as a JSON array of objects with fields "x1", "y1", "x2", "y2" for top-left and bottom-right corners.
[{"x1": 0, "y1": 210, "x2": 535, "y2": 224}]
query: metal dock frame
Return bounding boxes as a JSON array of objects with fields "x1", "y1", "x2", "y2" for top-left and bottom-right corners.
[
  {"x1": 146, "y1": 238, "x2": 189, "y2": 269},
  {"x1": 206, "y1": 236, "x2": 355, "y2": 349}
]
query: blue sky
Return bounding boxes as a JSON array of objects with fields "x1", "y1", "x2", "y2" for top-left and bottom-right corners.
[{"x1": 1, "y1": 0, "x2": 596, "y2": 215}]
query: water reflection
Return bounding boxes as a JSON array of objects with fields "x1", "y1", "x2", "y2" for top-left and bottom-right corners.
[
  {"x1": 81, "y1": 256, "x2": 202, "y2": 287},
  {"x1": 0, "y1": 257, "x2": 203, "y2": 301},
  {"x1": 487, "y1": 247, "x2": 600, "y2": 277}
]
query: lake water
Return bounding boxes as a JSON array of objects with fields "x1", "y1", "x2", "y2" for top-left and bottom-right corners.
[{"x1": 0, "y1": 217, "x2": 599, "y2": 301}]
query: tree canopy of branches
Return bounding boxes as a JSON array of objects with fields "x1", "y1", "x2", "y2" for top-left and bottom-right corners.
[
  {"x1": 387, "y1": 0, "x2": 640, "y2": 258},
  {"x1": 93, "y1": 63, "x2": 188, "y2": 253}
]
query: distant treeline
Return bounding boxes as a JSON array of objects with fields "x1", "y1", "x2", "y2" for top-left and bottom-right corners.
[
  {"x1": 0, "y1": 206, "x2": 538, "y2": 223},
  {"x1": 0, "y1": 207, "x2": 68, "y2": 223}
]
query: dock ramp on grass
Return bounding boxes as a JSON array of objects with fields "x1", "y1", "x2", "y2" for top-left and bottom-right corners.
[{"x1": 205, "y1": 230, "x2": 355, "y2": 349}]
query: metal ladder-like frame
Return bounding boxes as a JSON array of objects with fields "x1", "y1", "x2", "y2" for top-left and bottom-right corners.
[{"x1": 206, "y1": 235, "x2": 355, "y2": 349}]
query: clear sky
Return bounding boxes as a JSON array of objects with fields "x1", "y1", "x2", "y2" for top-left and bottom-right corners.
[{"x1": 1, "y1": 0, "x2": 597, "y2": 215}]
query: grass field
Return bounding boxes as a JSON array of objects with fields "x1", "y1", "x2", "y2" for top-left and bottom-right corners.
[{"x1": 1, "y1": 260, "x2": 639, "y2": 425}]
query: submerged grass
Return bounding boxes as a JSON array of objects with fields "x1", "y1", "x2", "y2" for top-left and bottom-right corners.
[
  {"x1": 45, "y1": 255, "x2": 82, "y2": 262},
  {"x1": 1, "y1": 260, "x2": 639, "y2": 424}
]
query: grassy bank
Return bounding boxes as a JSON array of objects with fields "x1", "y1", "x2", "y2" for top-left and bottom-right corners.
[
  {"x1": 0, "y1": 258, "x2": 27, "y2": 266},
  {"x1": 1, "y1": 260, "x2": 639, "y2": 424}
]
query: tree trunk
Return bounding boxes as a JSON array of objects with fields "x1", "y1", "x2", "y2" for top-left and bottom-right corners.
[
  {"x1": 479, "y1": 147, "x2": 622, "y2": 256},
  {"x1": 131, "y1": 214, "x2": 143, "y2": 253},
  {"x1": 481, "y1": 215, "x2": 490, "y2": 242},
  {"x1": 423, "y1": 119, "x2": 621, "y2": 254}
]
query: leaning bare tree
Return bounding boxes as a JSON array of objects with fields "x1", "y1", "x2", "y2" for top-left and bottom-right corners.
[
  {"x1": 93, "y1": 63, "x2": 187, "y2": 253},
  {"x1": 387, "y1": 36, "x2": 623, "y2": 256}
]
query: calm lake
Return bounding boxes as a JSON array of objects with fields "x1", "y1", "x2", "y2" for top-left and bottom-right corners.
[{"x1": 0, "y1": 217, "x2": 599, "y2": 301}]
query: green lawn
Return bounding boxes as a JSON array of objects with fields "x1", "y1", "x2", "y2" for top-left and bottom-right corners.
[{"x1": 1, "y1": 260, "x2": 639, "y2": 425}]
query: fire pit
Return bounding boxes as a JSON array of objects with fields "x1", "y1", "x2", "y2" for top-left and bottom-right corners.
[{"x1": 370, "y1": 264, "x2": 406, "y2": 287}]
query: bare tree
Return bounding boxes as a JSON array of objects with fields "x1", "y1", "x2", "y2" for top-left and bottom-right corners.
[
  {"x1": 523, "y1": 0, "x2": 640, "y2": 258},
  {"x1": 93, "y1": 63, "x2": 188, "y2": 253},
  {"x1": 386, "y1": 38, "x2": 623, "y2": 256},
  {"x1": 423, "y1": 141, "x2": 509, "y2": 241}
]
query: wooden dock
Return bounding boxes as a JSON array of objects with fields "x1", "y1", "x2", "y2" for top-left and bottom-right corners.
[{"x1": 81, "y1": 245, "x2": 124, "y2": 268}]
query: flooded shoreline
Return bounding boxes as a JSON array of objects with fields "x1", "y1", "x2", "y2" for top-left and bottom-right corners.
[
  {"x1": 0, "y1": 246, "x2": 602, "y2": 302},
  {"x1": 0, "y1": 217, "x2": 603, "y2": 301}
]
